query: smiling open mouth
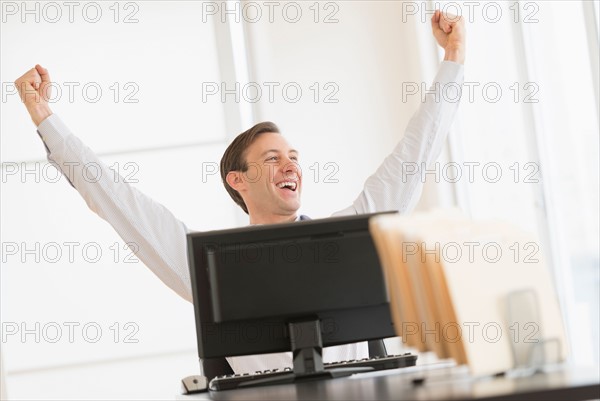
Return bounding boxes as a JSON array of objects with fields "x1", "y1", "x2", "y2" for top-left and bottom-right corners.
[{"x1": 276, "y1": 181, "x2": 298, "y2": 191}]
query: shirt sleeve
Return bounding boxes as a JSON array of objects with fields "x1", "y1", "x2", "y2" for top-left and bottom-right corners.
[
  {"x1": 332, "y1": 60, "x2": 465, "y2": 217},
  {"x1": 36, "y1": 114, "x2": 193, "y2": 302}
]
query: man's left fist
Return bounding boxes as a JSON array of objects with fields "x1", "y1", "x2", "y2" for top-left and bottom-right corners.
[{"x1": 431, "y1": 10, "x2": 466, "y2": 64}]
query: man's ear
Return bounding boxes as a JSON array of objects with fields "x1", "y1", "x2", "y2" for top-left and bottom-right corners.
[{"x1": 225, "y1": 171, "x2": 246, "y2": 192}]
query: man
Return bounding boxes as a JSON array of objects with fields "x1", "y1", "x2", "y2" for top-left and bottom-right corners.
[{"x1": 15, "y1": 10, "x2": 465, "y2": 374}]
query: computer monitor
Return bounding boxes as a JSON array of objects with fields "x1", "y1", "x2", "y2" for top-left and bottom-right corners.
[{"x1": 186, "y1": 212, "x2": 403, "y2": 385}]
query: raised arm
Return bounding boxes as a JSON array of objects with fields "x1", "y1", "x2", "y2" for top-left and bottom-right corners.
[
  {"x1": 15, "y1": 65, "x2": 193, "y2": 302},
  {"x1": 333, "y1": 11, "x2": 466, "y2": 216}
]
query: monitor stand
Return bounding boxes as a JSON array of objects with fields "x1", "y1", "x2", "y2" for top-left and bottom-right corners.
[{"x1": 235, "y1": 318, "x2": 373, "y2": 389}]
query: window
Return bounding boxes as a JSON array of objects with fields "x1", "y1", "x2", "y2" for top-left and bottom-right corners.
[
  {"x1": 1, "y1": 2, "x2": 241, "y2": 398},
  {"x1": 448, "y1": 0, "x2": 600, "y2": 364}
]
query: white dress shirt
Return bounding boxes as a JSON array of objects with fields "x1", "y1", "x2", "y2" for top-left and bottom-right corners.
[{"x1": 35, "y1": 60, "x2": 464, "y2": 374}]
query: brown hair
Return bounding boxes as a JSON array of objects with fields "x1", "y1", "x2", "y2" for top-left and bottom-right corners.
[{"x1": 220, "y1": 121, "x2": 280, "y2": 214}]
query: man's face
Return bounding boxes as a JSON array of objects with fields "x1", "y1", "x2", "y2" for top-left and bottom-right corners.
[{"x1": 240, "y1": 132, "x2": 302, "y2": 218}]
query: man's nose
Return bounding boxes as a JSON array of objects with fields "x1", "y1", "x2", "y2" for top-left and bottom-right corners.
[{"x1": 282, "y1": 157, "x2": 300, "y2": 178}]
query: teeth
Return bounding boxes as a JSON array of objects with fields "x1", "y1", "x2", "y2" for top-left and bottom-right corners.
[{"x1": 277, "y1": 181, "x2": 297, "y2": 190}]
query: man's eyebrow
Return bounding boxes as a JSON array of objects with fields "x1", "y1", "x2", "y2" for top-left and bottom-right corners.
[{"x1": 260, "y1": 149, "x2": 300, "y2": 157}]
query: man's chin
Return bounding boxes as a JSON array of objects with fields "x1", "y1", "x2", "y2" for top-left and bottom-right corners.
[{"x1": 280, "y1": 199, "x2": 301, "y2": 214}]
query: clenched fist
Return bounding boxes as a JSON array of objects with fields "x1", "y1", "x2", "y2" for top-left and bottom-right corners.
[
  {"x1": 15, "y1": 64, "x2": 53, "y2": 126},
  {"x1": 431, "y1": 10, "x2": 466, "y2": 64}
]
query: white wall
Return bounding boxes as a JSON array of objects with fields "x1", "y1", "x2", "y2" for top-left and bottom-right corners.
[{"x1": 243, "y1": 1, "x2": 446, "y2": 218}]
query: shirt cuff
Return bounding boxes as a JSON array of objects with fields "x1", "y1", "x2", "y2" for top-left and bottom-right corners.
[
  {"x1": 436, "y1": 60, "x2": 465, "y2": 85},
  {"x1": 35, "y1": 113, "x2": 77, "y2": 188},
  {"x1": 36, "y1": 113, "x2": 71, "y2": 153}
]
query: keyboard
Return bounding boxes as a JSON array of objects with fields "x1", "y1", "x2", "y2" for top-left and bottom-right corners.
[{"x1": 209, "y1": 353, "x2": 418, "y2": 391}]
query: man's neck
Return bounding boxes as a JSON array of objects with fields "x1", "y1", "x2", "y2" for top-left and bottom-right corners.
[{"x1": 248, "y1": 213, "x2": 298, "y2": 225}]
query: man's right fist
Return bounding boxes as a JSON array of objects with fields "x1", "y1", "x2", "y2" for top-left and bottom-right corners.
[{"x1": 15, "y1": 64, "x2": 53, "y2": 126}]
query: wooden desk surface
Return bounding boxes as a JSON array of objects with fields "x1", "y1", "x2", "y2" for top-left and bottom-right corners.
[{"x1": 181, "y1": 365, "x2": 600, "y2": 401}]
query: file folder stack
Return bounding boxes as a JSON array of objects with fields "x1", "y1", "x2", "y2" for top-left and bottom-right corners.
[{"x1": 369, "y1": 211, "x2": 568, "y2": 376}]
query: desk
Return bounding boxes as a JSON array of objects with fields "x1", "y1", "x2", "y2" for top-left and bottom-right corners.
[{"x1": 181, "y1": 366, "x2": 600, "y2": 400}]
